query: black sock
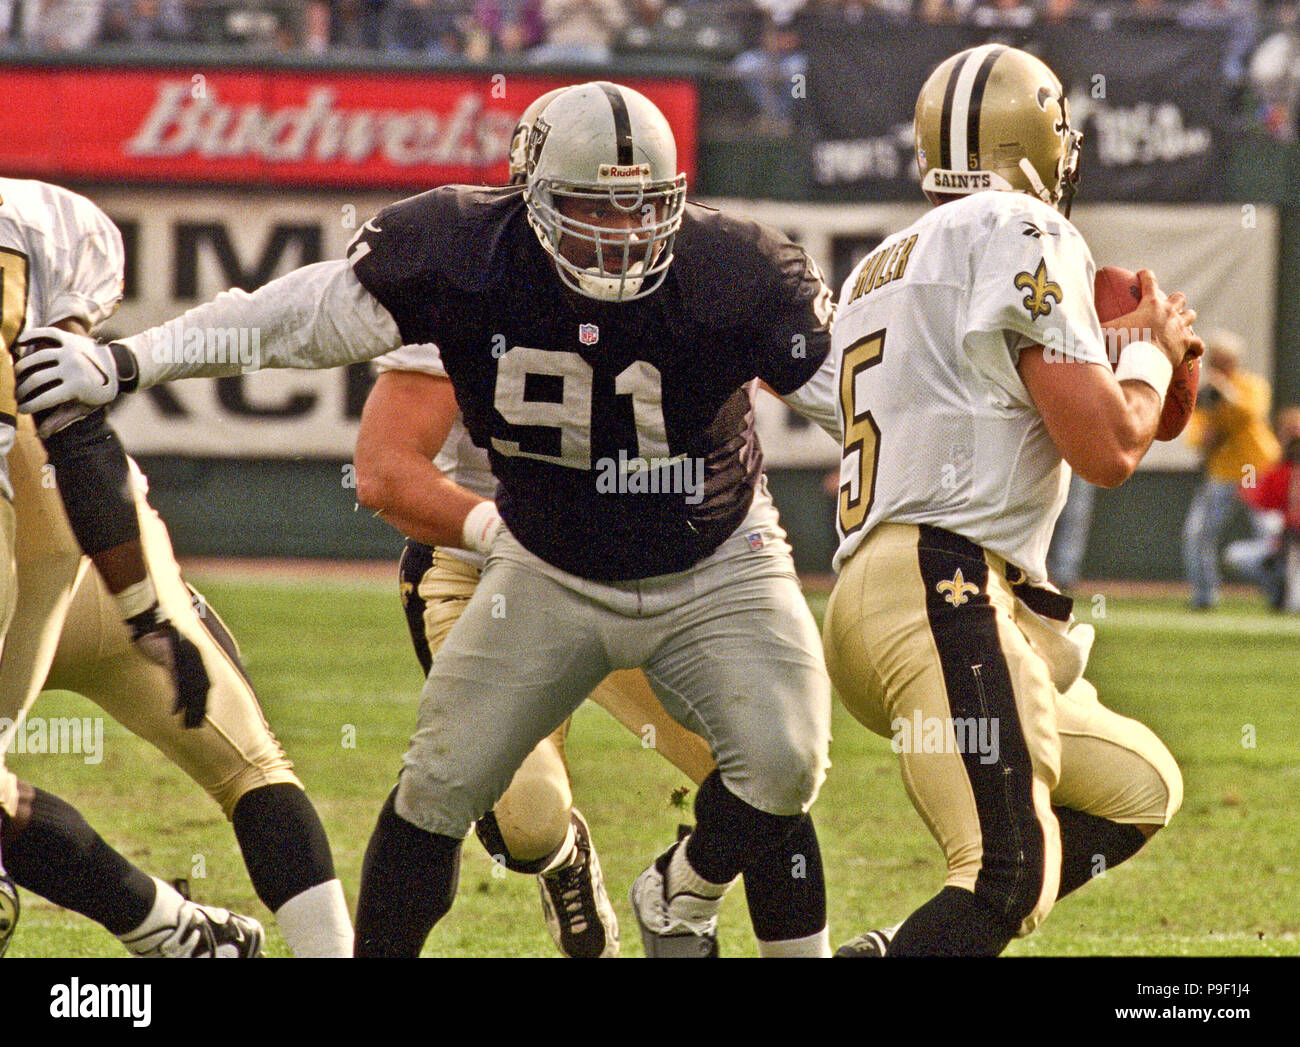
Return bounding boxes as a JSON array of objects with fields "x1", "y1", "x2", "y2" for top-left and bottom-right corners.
[
  {"x1": 354, "y1": 788, "x2": 461, "y2": 957},
  {"x1": 888, "y1": 886, "x2": 1019, "y2": 957},
  {"x1": 1055, "y1": 806, "x2": 1148, "y2": 899},
  {"x1": 231, "y1": 783, "x2": 337, "y2": 913},
  {"x1": 741, "y1": 812, "x2": 827, "y2": 942},
  {"x1": 0, "y1": 788, "x2": 155, "y2": 936},
  {"x1": 684, "y1": 772, "x2": 827, "y2": 941}
]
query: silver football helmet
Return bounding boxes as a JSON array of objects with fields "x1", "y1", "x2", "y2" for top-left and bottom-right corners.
[
  {"x1": 508, "y1": 88, "x2": 566, "y2": 185},
  {"x1": 524, "y1": 82, "x2": 687, "y2": 302}
]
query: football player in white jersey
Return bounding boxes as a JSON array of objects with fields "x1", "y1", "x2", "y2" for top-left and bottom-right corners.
[
  {"x1": 821, "y1": 46, "x2": 1199, "y2": 956},
  {"x1": 0, "y1": 178, "x2": 353, "y2": 957},
  {"x1": 353, "y1": 89, "x2": 716, "y2": 958},
  {"x1": 0, "y1": 178, "x2": 268, "y2": 957}
]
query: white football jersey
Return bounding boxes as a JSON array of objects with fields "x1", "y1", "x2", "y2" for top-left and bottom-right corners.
[
  {"x1": 372, "y1": 342, "x2": 497, "y2": 569},
  {"x1": 831, "y1": 191, "x2": 1107, "y2": 581},
  {"x1": 0, "y1": 179, "x2": 125, "y2": 500}
]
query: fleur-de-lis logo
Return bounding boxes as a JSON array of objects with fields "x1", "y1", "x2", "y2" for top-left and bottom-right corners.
[
  {"x1": 937, "y1": 568, "x2": 979, "y2": 608},
  {"x1": 1014, "y1": 259, "x2": 1062, "y2": 321}
]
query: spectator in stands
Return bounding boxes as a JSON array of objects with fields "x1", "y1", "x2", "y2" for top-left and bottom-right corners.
[
  {"x1": 529, "y1": 0, "x2": 626, "y2": 63},
  {"x1": 387, "y1": 0, "x2": 464, "y2": 53},
  {"x1": 101, "y1": 0, "x2": 191, "y2": 43},
  {"x1": 20, "y1": 0, "x2": 106, "y2": 49},
  {"x1": 1248, "y1": 4, "x2": 1300, "y2": 140},
  {"x1": 965, "y1": 0, "x2": 1037, "y2": 28},
  {"x1": 467, "y1": 0, "x2": 541, "y2": 56},
  {"x1": 303, "y1": 0, "x2": 332, "y2": 52},
  {"x1": 1181, "y1": 330, "x2": 1282, "y2": 609},
  {"x1": 1178, "y1": 0, "x2": 1262, "y2": 91},
  {"x1": 1237, "y1": 414, "x2": 1300, "y2": 612},
  {"x1": 1226, "y1": 405, "x2": 1300, "y2": 607},
  {"x1": 731, "y1": 14, "x2": 806, "y2": 136}
]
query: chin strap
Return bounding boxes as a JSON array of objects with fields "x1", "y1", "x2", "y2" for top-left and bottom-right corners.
[{"x1": 1018, "y1": 158, "x2": 1055, "y2": 207}]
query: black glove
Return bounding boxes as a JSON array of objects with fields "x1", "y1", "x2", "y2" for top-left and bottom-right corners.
[{"x1": 127, "y1": 605, "x2": 211, "y2": 729}]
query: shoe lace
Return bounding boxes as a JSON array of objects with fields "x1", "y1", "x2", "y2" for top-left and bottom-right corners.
[{"x1": 549, "y1": 852, "x2": 591, "y2": 934}]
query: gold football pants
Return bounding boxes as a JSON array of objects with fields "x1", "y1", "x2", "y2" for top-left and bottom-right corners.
[
  {"x1": 0, "y1": 418, "x2": 298, "y2": 820},
  {"x1": 824, "y1": 523, "x2": 1181, "y2": 937}
]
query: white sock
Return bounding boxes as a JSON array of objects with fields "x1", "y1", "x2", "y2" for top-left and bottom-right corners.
[
  {"x1": 668, "y1": 840, "x2": 733, "y2": 900},
  {"x1": 536, "y1": 819, "x2": 578, "y2": 876},
  {"x1": 275, "y1": 879, "x2": 354, "y2": 958},
  {"x1": 118, "y1": 876, "x2": 188, "y2": 955},
  {"x1": 757, "y1": 927, "x2": 831, "y2": 958}
]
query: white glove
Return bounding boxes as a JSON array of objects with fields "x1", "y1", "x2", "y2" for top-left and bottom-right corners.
[{"x1": 14, "y1": 327, "x2": 138, "y2": 414}]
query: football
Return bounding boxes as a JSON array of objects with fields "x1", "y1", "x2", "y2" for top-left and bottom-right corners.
[{"x1": 1094, "y1": 265, "x2": 1199, "y2": 441}]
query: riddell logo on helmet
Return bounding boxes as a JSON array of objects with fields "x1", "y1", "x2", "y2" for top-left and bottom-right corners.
[{"x1": 598, "y1": 163, "x2": 652, "y2": 182}]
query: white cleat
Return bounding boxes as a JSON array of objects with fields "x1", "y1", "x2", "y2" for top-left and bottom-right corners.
[
  {"x1": 630, "y1": 842, "x2": 720, "y2": 958},
  {"x1": 125, "y1": 901, "x2": 264, "y2": 958}
]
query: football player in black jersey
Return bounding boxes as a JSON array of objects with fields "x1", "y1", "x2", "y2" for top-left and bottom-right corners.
[{"x1": 16, "y1": 82, "x2": 844, "y2": 957}]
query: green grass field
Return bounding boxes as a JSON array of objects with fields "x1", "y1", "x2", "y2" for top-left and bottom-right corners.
[{"x1": 8, "y1": 574, "x2": 1299, "y2": 957}]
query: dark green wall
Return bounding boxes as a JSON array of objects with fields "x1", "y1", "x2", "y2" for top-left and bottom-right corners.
[{"x1": 141, "y1": 457, "x2": 1242, "y2": 582}]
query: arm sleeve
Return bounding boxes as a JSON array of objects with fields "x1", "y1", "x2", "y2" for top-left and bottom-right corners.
[
  {"x1": 125, "y1": 260, "x2": 402, "y2": 389},
  {"x1": 372, "y1": 343, "x2": 448, "y2": 378},
  {"x1": 42, "y1": 409, "x2": 140, "y2": 557},
  {"x1": 779, "y1": 343, "x2": 842, "y2": 443},
  {"x1": 964, "y1": 201, "x2": 1107, "y2": 404},
  {"x1": 46, "y1": 195, "x2": 126, "y2": 332},
  {"x1": 750, "y1": 247, "x2": 835, "y2": 396}
]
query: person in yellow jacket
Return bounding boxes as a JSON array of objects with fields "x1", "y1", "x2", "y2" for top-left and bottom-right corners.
[{"x1": 1181, "y1": 331, "x2": 1281, "y2": 608}]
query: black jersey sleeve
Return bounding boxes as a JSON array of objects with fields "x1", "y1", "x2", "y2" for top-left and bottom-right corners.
[
  {"x1": 675, "y1": 207, "x2": 833, "y2": 396},
  {"x1": 747, "y1": 241, "x2": 834, "y2": 396},
  {"x1": 347, "y1": 185, "x2": 522, "y2": 346}
]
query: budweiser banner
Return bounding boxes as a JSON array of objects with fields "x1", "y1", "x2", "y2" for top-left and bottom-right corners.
[
  {"x1": 0, "y1": 67, "x2": 697, "y2": 187},
  {"x1": 802, "y1": 20, "x2": 1233, "y2": 202},
  {"x1": 86, "y1": 188, "x2": 1274, "y2": 471}
]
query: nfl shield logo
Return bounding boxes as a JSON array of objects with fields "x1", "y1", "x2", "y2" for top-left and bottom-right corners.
[
  {"x1": 746, "y1": 532, "x2": 765, "y2": 552},
  {"x1": 578, "y1": 323, "x2": 599, "y2": 346}
]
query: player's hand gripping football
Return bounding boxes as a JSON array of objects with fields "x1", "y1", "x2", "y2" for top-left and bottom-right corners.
[
  {"x1": 127, "y1": 604, "x2": 212, "y2": 729},
  {"x1": 14, "y1": 327, "x2": 138, "y2": 414},
  {"x1": 1108, "y1": 270, "x2": 1205, "y2": 370}
]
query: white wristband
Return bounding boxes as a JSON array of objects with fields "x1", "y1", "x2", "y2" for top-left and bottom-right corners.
[
  {"x1": 461, "y1": 501, "x2": 502, "y2": 555},
  {"x1": 114, "y1": 577, "x2": 161, "y2": 621},
  {"x1": 1114, "y1": 341, "x2": 1173, "y2": 406}
]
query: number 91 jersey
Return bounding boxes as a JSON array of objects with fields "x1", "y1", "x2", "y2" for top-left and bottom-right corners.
[
  {"x1": 831, "y1": 191, "x2": 1108, "y2": 583},
  {"x1": 349, "y1": 185, "x2": 832, "y2": 581}
]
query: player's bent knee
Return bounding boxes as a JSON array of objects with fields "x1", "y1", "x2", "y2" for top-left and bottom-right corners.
[
  {"x1": 491, "y1": 776, "x2": 572, "y2": 863},
  {"x1": 727, "y1": 737, "x2": 828, "y2": 817},
  {"x1": 212, "y1": 761, "x2": 302, "y2": 821},
  {"x1": 393, "y1": 766, "x2": 479, "y2": 840},
  {"x1": 972, "y1": 844, "x2": 1052, "y2": 935}
]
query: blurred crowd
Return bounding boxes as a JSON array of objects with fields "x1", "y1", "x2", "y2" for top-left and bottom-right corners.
[{"x1": 4, "y1": 0, "x2": 1300, "y2": 140}]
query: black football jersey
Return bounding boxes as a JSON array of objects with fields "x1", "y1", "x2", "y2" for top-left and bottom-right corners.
[{"x1": 350, "y1": 185, "x2": 831, "y2": 580}]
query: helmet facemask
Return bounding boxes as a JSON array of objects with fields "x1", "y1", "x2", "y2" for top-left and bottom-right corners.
[
  {"x1": 528, "y1": 168, "x2": 686, "y2": 302},
  {"x1": 521, "y1": 82, "x2": 688, "y2": 303}
]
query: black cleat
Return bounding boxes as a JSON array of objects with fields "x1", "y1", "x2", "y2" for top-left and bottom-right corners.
[
  {"x1": 538, "y1": 809, "x2": 619, "y2": 958},
  {"x1": 835, "y1": 924, "x2": 901, "y2": 958}
]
